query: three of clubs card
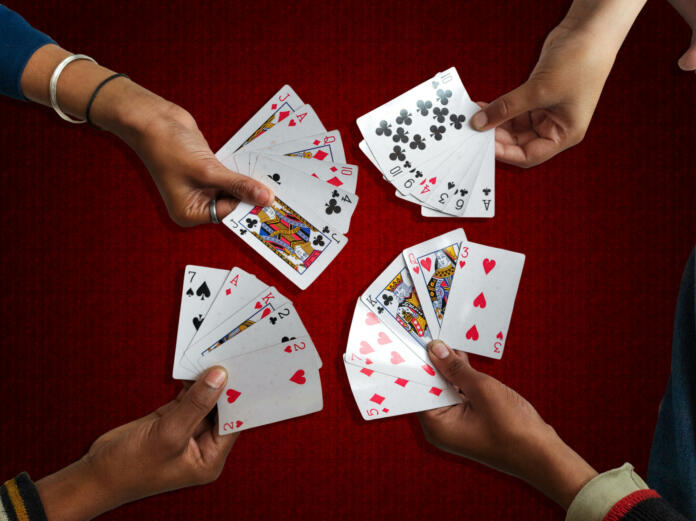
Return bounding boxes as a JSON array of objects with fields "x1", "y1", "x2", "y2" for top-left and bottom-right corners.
[
  {"x1": 343, "y1": 229, "x2": 525, "y2": 420},
  {"x1": 356, "y1": 67, "x2": 495, "y2": 218},
  {"x1": 216, "y1": 86, "x2": 359, "y2": 289},
  {"x1": 172, "y1": 265, "x2": 323, "y2": 433}
]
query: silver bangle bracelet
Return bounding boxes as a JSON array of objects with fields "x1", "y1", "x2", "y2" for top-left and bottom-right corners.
[{"x1": 49, "y1": 54, "x2": 97, "y2": 124}]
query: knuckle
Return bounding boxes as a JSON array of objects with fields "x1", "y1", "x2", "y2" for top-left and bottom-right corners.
[
  {"x1": 185, "y1": 389, "x2": 213, "y2": 415},
  {"x1": 496, "y1": 96, "x2": 512, "y2": 119}
]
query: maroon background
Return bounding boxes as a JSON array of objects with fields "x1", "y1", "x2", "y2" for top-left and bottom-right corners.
[{"x1": 1, "y1": 1, "x2": 695, "y2": 519}]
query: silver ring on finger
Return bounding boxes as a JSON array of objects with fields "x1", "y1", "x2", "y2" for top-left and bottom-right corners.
[{"x1": 209, "y1": 199, "x2": 220, "y2": 224}]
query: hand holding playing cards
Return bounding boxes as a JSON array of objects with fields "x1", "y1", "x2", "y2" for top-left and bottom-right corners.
[
  {"x1": 36, "y1": 367, "x2": 237, "y2": 521},
  {"x1": 471, "y1": 0, "x2": 646, "y2": 168},
  {"x1": 418, "y1": 341, "x2": 597, "y2": 510}
]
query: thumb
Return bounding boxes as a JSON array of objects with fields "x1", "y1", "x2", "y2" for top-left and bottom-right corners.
[
  {"x1": 427, "y1": 340, "x2": 482, "y2": 396},
  {"x1": 161, "y1": 366, "x2": 228, "y2": 441},
  {"x1": 208, "y1": 162, "x2": 274, "y2": 209},
  {"x1": 677, "y1": 34, "x2": 696, "y2": 71},
  {"x1": 470, "y1": 82, "x2": 539, "y2": 131}
]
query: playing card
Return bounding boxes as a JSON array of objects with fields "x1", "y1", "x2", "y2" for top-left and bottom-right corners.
[
  {"x1": 345, "y1": 299, "x2": 453, "y2": 387},
  {"x1": 251, "y1": 130, "x2": 346, "y2": 164},
  {"x1": 344, "y1": 355, "x2": 460, "y2": 420},
  {"x1": 361, "y1": 255, "x2": 432, "y2": 351},
  {"x1": 240, "y1": 104, "x2": 326, "y2": 152},
  {"x1": 459, "y1": 134, "x2": 495, "y2": 218},
  {"x1": 223, "y1": 184, "x2": 347, "y2": 290},
  {"x1": 217, "y1": 336, "x2": 322, "y2": 434},
  {"x1": 251, "y1": 155, "x2": 358, "y2": 234},
  {"x1": 439, "y1": 242, "x2": 524, "y2": 359},
  {"x1": 173, "y1": 266, "x2": 229, "y2": 380},
  {"x1": 251, "y1": 153, "x2": 359, "y2": 194},
  {"x1": 216, "y1": 85, "x2": 303, "y2": 162},
  {"x1": 402, "y1": 229, "x2": 467, "y2": 337}
]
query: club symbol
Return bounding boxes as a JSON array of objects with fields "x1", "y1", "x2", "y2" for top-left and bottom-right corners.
[
  {"x1": 269, "y1": 173, "x2": 281, "y2": 183},
  {"x1": 459, "y1": 189, "x2": 468, "y2": 196},
  {"x1": 433, "y1": 107, "x2": 449, "y2": 123},
  {"x1": 325, "y1": 199, "x2": 342, "y2": 215},
  {"x1": 416, "y1": 99, "x2": 432, "y2": 116},
  {"x1": 414, "y1": 170, "x2": 423, "y2": 178},
  {"x1": 381, "y1": 294, "x2": 394, "y2": 306},
  {"x1": 483, "y1": 188, "x2": 492, "y2": 196},
  {"x1": 431, "y1": 80, "x2": 439, "y2": 89},
  {"x1": 409, "y1": 134, "x2": 426, "y2": 150},
  {"x1": 239, "y1": 229, "x2": 247, "y2": 235},
  {"x1": 449, "y1": 113, "x2": 466, "y2": 129},
  {"x1": 245, "y1": 217, "x2": 258, "y2": 228},
  {"x1": 331, "y1": 190, "x2": 339, "y2": 197},
  {"x1": 270, "y1": 316, "x2": 278, "y2": 325},
  {"x1": 389, "y1": 145, "x2": 406, "y2": 161},
  {"x1": 403, "y1": 161, "x2": 412, "y2": 168},
  {"x1": 395, "y1": 109, "x2": 413, "y2": 126},
  {"x1": 430, "y1": 125, "x2": 446, "y2": 141},
  {"x1": 376, "y1": 306, "x2": 384, "y2": 314},
  {"x1": 436, "y1": 88, "x2": 452, "y2": 105},
  {"x1": 392, "y1": 127, "x2": 409, "y2": 144},
  {"x1": 322, "y1": 226, "x2": 330, "y2": 234},
  {"x1": 375, "y1": 120, "x2": 392, "y2": 137},
  {"x1": 313, "y1": 235, "x2": 326, "y2": 247},
  {"x1": 281, "y1": 336, "x2": 297, "y2": 342}
]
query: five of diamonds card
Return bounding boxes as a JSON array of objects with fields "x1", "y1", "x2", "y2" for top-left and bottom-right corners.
[{"x1": 215, "y1": 86, "x2": 359, "y2": 289}]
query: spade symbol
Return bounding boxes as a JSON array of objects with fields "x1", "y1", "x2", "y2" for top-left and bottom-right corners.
[
  {"x1": 483, "y1": 188, "x2": 491, "y2": 196},
  {"x1": 192, "y1": 314, "x2": 204, "y2": 330},
  {"x1": 196, "y1": 282, "x2": 211, "y2": 300},
  {"x1": 447, "y1": 181, "x2": 455, "y2": 190},
  {"x1": 270, "y1": 173, "x2": 281, "y2": 183},
  {"x1": 186, "y1": 287, "x2": 194, "y2": 297}
]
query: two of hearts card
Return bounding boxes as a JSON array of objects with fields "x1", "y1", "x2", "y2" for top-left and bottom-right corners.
[
  {"x1": 216, "y1": 86, "x2": 359, "y2": 289},
  {"x1": 344, "y1": 229, "x2": 524, "y2": 420},
  {"x1": 172, "y1": 265, "x2": 323, "y2": 434},
  {"x1": 357, "y1": 67, "x2": 495, "y2": 218}
]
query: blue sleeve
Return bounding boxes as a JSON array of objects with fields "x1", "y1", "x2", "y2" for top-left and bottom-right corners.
[{"x1": 0, "y1": 5, "x2": 56, "y2": 100}]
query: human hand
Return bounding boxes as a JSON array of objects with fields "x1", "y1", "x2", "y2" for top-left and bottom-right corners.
[
  {"x1": 669, "y1": 0, "x2": 696, "y2": 72},
  {"x1": 418, "y1": 341, "x2": 597, "y2": 510},
  {"x1": 36, "y1": 367, "x2": 237, "y2": 521}
]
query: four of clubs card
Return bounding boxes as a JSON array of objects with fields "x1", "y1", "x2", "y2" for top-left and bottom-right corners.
[
  {"x1": 344, "y1": 229, "x2": 524, "y2": 420},
  {"x1": 172, "y1": 265, "x2": 323, "y2": 433},
  {"x1": 357, "y1": 67, "x2": 495, "y2": 218},
  {"x1": 216, "y1": 86, "x2": 360, "y2": 289}
]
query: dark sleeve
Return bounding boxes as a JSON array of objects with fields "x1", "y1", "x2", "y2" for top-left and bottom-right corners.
[
  {"x1": 0, "y1": 472, "x2": 49, "y2": 521},
  {"x1": 603, "y1": 490, "x2": 688, "y2": 520},
  {"x1": 0, "y1": 5, "x2": 56, "y2": 100}
]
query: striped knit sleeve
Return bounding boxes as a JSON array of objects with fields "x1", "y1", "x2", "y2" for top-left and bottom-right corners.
[{"x1": 0, "y1": 473, "x2": 48, "y2": 521}]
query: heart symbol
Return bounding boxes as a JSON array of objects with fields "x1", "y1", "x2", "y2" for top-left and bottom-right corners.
[
  {"x1": 422, "y1": 364, "x2": 435, "y2": 375},
  {"x1": 236, "y1": 420, "x2": 243, "y2": 428},
  {"x1": 429, "y1": 177, "x2": 437, "y2": 184},
  {"x1": 483, "y1": 259, "x2": 496, "y2": 274},
  {"x1": 365, "y1": 358, "x2": 373, "y2": 365},
  {"x1": 459, "y1": 260, "x2": 466, "y2": 268},
  {"x1": 289, "y1": 370, "x2": 306, "y2": 385},
  {"x1": 289, "y1": 119, "x2": 296, "y2": 127},
  {"x1": 226, "y1": 389, "x2": 241, "y2": 404},
  {"x1": 365, "y1": 312, "x2": 379, "y2": 325},
  {"x1": 261, "y1": 307, "x2": 271, "y2": 318},
  {"x1": 413, "y1": 266, "x2": 419, "y2": 274},
  {"x1": 390, "y1": 351, "x2": 405, "y2": 364},
  {"x1": 473, "y1": 292, "x2": 486, "y2": 308},
  {"x1": 284, "y1": 345, "x2": 292, "y2": 353},
  {"x1": 254, "y1": 301, "x2": 262, "y2": 309},
  {"x1": 377, "y1": 332, "x2": 391, "y2": 345},
  {"x1": 278, "y1": 110, "x2": 290, "y2": 122},
  {"x1": 496, "y1": 331, "x2": 504, "y2": 340},
  {"x1": 359, "y1": 341, "x2": 374, "y2": 354},
  {"x1": 420, "y1": 258, "x2": 432, "y2": 272},
  {"x1": 466, "y1": 325, "x2": 479, "y2": 341}
]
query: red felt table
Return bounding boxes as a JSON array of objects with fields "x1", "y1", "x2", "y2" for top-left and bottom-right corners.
[{"x1": 1, "y1": 1, "x2": 695, "y2": 519}]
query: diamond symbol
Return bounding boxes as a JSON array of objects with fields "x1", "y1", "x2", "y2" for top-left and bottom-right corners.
[
  {"x1": 311, "y1": 173, "x2": 319, "y2": 178},
  {"x1": 225, "y1": 288, "x2": 231, "y2": 296},
  {"x1": 382, "y1": 408, "x2": 389, "y2": 413},
  {"x1": 327, "y1": 176, "x2": 343, "y2": 187},
  {"x1": 314, "y1": 150, "x2": 328, "y2": 160},
  {"x1": 330, "y1": 166, "x2": 338, "y2": 172},
  {"x1": 360, "y1": 368, "x2": 374, "y2": 376},
  {"x1": 394, "y1": 378, "x2": 408, "y2": 387},
  {"x1": 271, "y1": 103, "x2": 277, "y2": 109},
  {"x1": 429, "y1": 387, "x2": 442, "y2": 396},
  {"x1": 313, "y1": 139, "x2": 320, "y2": 145},
  {"x1": 370, "y1": 393, "x2": 385, "y2": 405}
]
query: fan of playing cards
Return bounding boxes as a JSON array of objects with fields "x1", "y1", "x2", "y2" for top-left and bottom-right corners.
[
  {"x1": 357, "y1": 67, "x2": 495, "y2": 218},
  {"x1": 214, "y1": 86, "x2": 359, "y2": 289},
  {"x1": 343, "y1": 229, "x2": 525, "y2": 420},
  {"x1": 172, "y1": 265, "x2": 323, "y2": 433}
]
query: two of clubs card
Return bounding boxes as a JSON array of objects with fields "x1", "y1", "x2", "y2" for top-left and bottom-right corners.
[
  {"x1": 356, "y1": 67, "x2": 495, "y2": 218},
  {"x1": 172, "y1": 265, "x2": 323, "y2": 434},
  {"x1": 343, "y1": 229, "x2": 525, "y2": 420},
  {"x1": 215, "y1": 86, "x2": 359, "y2": 289}
]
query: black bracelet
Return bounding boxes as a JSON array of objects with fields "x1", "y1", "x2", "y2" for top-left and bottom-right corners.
[{"x1": 85, "y1": 72, "x2": 129, "y2": 128}]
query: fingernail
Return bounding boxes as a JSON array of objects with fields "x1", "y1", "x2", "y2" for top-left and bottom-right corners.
[
  {"x1": 472, "y1": 111, "x2": 488, "y2": 130},
  {"x1": 430, "y1": 341, "x2": 450, "y2": 359},
  {"x1": 204, "y1": 367, "x2": 227, "y2": 389},
  {"x1": 254, "y1": 187, "x2": 271, "y2": 205}
]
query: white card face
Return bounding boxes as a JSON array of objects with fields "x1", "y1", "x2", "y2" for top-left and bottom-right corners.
[
  {"x1": 346, "y1": 299, "x2": 453, "y2": 387},
  {"x1": 217, "y1": 337, "x2": 323, "y2": 434},
  {"x1": 187, "y1": 267, "x2": 268, "y2": 349},
  {"x1": 253, "y1": 154, "x2": 359, "y2": 194},
  {"x1": 223, "y1": 186, "x2": 347, "y2": 290},
  {"x1": 344, "y1": 356, "x2": 460, "y2": 421},
  {"x1": 173, "y1": 266, "x2": 229, "y2": 380},
  {"x1": 252, "y1": 130, "x2": 346, "y2": 164},
  {"x1": 361, "y1": 255, "x2": 432, "y2": 351},
  {"x1": 199, "y1": 303, "x2": 321, "y2": 370},
  {"x1": 251, "y1": 155, "x2": 358, "y2": 234},
  {"x1": 185, "y1": 286, "x2": 290, "y2": 370},
  {"x1": 241, "y1": 104, "x2": 326, "y2": 153},
  {"x1": 216, "y1": 85, "x2": 304, "y2": 161},
  {"x1": 459, "y1": 135, "x2": 495, "y2": 218},
  {"x1": 439, "y1": 242, "x2": 524, "y2": 359},
  {"x1": 402, "y1": 229, "x2": 467, "y2": 337}
]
